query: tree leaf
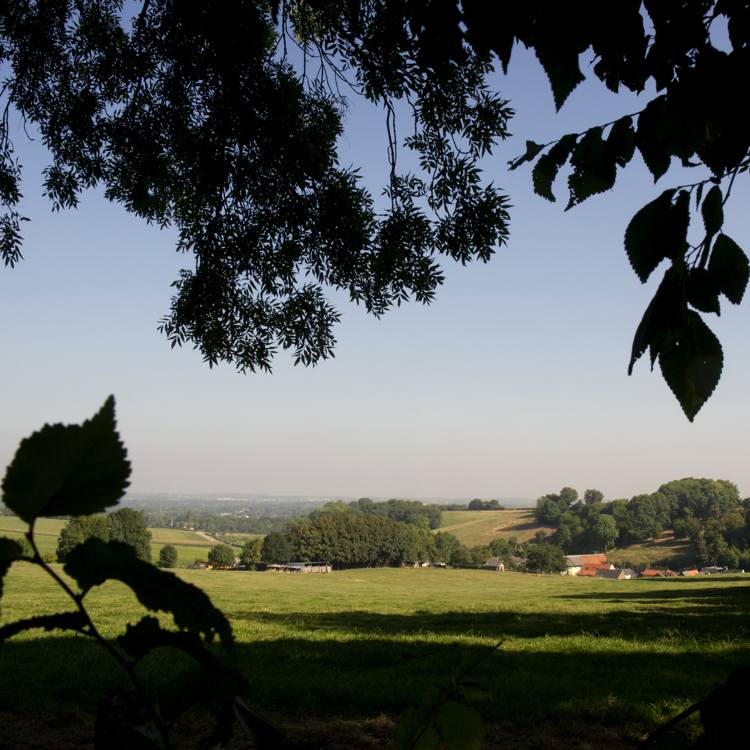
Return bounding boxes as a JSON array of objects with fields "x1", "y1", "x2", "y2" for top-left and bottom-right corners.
[
  {"x1": 452, "y1": 643, "x2": 500, "y2": 684},
  {"x1": 394, "y1": 705, "x2": 436, "y2": 750},
  {"x1": 566, "y1": 127, "x2": 617, "y2": 209},
  {"x1": 531, "y1": 135, "x2": 578, "y2": 202},
  {"x1": 634, "y1": 96, "x2": 672, "y2": 180},
  {"x1": 435, "y1": 700, "x2": 484, "y2": 750},
  {"x1": 624, "y1": 190, "x2": 681, "y2": 283},
  {"x1": 701, "y1": 185, "x2": 723, "y2": 237},
  {"x1": 0, "y1": 612, "x2": 87, "y2": 645},
  {"x1": 687, "y1": 267, "x2": 720, "y2": 315},
  {"x1": 508, "y1": 140, "x2": 545, "y2": 171},
  {"x1": 629, "y1": 269, "x2": 685, "y2": 375},
  {"x1": 605, "y1": 116, "x2": 636, "y2": 168},
  {"x1": 708, "y1": 234, "x2": 750, "y2": 305},
  {"x1": 64, "y1": 539, "x2": 235, "y2": 653},
  {"x1": 659, "y1": 312, "x2": 723, "y2": 422},
  {"x1": 456, "y1": 682, "x2": 492, "y2": 702},
  {"x1": 533, "y1": 39, "x2": 586, "y2": 111},
  {"x1": 1, "y1": 396, "x2": 130, "y2": 524}
]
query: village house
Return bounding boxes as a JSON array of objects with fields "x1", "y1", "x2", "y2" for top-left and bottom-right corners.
[
  {"x1": 594, "y1": 568, "x2": 638, "y2": 580},
  {"x1": 564, "y1": 554, "x2": 608, "y2": 575},
  {"x1": 266, "y1": 562, "x2": 332, "y2": 573},
  {"x1": 576, "y1": 562, "x2": 615, "y2": 577},
  {"x1": 481, "y1": 557, "x2": 505, "y2": 571}
]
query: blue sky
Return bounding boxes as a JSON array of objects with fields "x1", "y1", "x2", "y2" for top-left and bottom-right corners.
[{"x1": 1, "y1": 43, "x2": 748, "y2": 502}]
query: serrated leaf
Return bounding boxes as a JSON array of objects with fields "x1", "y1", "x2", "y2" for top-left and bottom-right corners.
[
  {"x1": 395, "y1": 705, "x2": 435, "y2": 750},
  {"x1": 1, "y1": 396, "x2": 130, "y2": 524},
  {"x1": 629, "y1": 269, "x2": 684, "y2": 375},
  {"x1": 234, "y1": 697, "x2": 285, "y2": 750},
  {"x1": 118, "y1": 616, "x2": 205, "y2": 661},
  {"x1": 435, "y1": 701, "x2": 484, "y2": 750},
  {"x1": 453, "y1": 643, "x2": 501, "y2": 684},
  {"x1": 606, "y1": 116, "x2": 635, "y2": 168},
  {"x1": 508, "y1": 140, "x2": 545, "y2": 171},
  {"x1": 624, "y1": 189, "x2": 680, "y2": 283},
  {"x1": 534, "y1": 40, "x2": 585, "y2": 110},
  {"x1": 456, "y1": 682, "x2": 492, "y2": 702},
  {"x1": 659, "y1": 312, "x2": 723, "y2": 422},
  {"x1": 701, "y1": 185, "x2": 723, "y2": 236},
  {"x1": 531, "y1": 134, "x2": 578, "y2": 202},
  {"x1": 421, "y1": 684, "x2": 448, "y2": 708},
  {"x1": 0, "y1": 612, "x2": 87, "y2": 645},
  {"x1": 634, "y1": 96, "x2": 672, "y2": 180},
  {"x1": 708, "y1": 234, "x2": 750, "y2": 305},
  {"x1": 65, "y1": 539, "x2": 234, "y2": 653},
  {"x1": 687, "y1": 267, "x2": 720, "y2": 315},
  {"x1": 566, "y1": 127, "x2": 617, "y2": 209}
]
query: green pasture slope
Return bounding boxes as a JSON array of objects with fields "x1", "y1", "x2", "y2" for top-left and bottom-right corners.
[
  {"x1": 1, "y1": 563, "x2": 748, "y2": 746},
  {"x1": 438, "y1": 508, "x2": 553, "y2": 547}
]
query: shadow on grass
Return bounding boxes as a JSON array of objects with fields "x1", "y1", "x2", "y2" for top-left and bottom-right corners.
[
  {"x1": 1, "y1": 632, "x2": 747, "y2": 736},
  {"x1": 226, "y1": 591, "x2": 750, "y2": 642}
]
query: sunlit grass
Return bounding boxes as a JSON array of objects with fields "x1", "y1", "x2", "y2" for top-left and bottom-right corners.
[{"x1": 2, "y1": 562, "x2": 748, "y2": 742}]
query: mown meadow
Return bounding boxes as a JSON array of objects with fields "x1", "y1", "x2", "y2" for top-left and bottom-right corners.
[{"x1": 1, "y1": 561, "x2": 748, "y2": 748}]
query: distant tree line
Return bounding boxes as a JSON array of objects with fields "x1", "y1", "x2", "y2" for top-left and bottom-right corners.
[
  {"x1": 56, "y1": 508, "x2": 152, "y2": 562},
  {"x1": 144, "y1": 508, "x2": 290, "y2": 535},
  {"x1": 292, "y1": 498, "x2": 443, "y2": 531},
  {"x1": 535, "y1": 479, "x2": 750, "y2": 568}
]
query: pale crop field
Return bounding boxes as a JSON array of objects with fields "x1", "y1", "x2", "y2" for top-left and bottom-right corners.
[
  {"x1": 438, "y1": 509, "x2": 556, "y2": 547},
  {"x1": 1, "y1": 561, "x2": 748, "y2": 747}
]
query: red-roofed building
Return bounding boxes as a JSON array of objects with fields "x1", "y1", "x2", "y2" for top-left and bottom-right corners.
[{"x1": 576, "y1": 563, "x2": 615, "y2": 577}]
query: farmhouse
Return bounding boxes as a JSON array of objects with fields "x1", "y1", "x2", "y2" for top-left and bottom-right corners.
[
  {"x1": 576, "y1": 563, "x2": 614, "y2": 577},
  {"x1": 565, "y1": 554, "x2": 608, "y2": 575},
  {"x1": 266, "y1": 562, "x2": 332, "y2": 573},
  {"x1": 481, "y1": 557, "x2": 505, "y2": 571},
  {"x1": 595, "y1": 568, "x2": 638, "y2": 580}
]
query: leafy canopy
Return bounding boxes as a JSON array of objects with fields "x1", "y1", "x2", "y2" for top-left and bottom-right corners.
[{"x1": 2, "y1": 1, "x2": 749, "y2": 419}]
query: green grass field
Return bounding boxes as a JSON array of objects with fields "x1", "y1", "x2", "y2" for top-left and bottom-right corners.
[
  {"x1": 0, "y1": 516, "x2": 66, "y2": 535},
  {"x1": 1, "y1": 561, "x2": 748, "y2": 748},
  {"x1": 439, "y1": 509, "x2": 553, "y2": 547},
  {"x1": 149, "y1": 528, "x2": 214, "y2": 544}
]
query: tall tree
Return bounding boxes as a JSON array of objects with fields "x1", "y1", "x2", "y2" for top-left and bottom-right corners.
[
  {"x1": 583, "y1": 490, "x2": 604, "y2": 505},
  {"x1": 109, "y1": 507, "x2": 152, "y2": 562},
  {"x1": 261, "y1": 531, "x2": 292, "y2": 564},
  {"x1": 56, "y1": 514, "x2": 110, "y2": 562}
]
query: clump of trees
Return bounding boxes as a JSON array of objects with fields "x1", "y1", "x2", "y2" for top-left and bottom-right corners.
[
  {"x1": 295, "y1": 498, "x2": 443, "y2": 531},
  {"x1": 207, "y1": 544, "x2": 236, "y2": 569},
  {"x1": 57, "y1": 508, "x2": 152, "y2": 562},
  {"x1": 157, "y1": 544, "x2": 178, "y2": 569},
  {"x1": 535, "y1": 479, "x2": 750, "y2": 568},
  {"x1": 467, "y1": 499, "x2": 506, "y2": 511}
]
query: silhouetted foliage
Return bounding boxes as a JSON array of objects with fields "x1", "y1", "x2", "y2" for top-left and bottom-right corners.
[
  {"x1": 3, "y1": 2, "x2": 747, "y2": 417},
  {"x1": 0, "y1": 397, "x2": 278, "y2": 748}
]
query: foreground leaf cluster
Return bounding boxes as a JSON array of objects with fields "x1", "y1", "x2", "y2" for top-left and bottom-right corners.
[{"x1": 0, "y1": 397, "x2": 280, "y2": 749}]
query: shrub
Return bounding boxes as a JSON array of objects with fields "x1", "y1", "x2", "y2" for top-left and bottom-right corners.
[{"x1": 158, "y1": 544, "x2": 178, "y2": 568}]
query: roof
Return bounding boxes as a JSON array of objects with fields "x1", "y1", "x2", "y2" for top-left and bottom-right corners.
[
  {"x1": 641, "y1": 569, "x2": 666, "y2": 577},
  {"x1": 482, "y1": 557, "x2": 504, "y2": 567},
  {"x1": 682, "y1": 570, "x2": 699, "y2": 576},
  {"x1": 566, "y1": 554, "x2": 608, "y2": 568},
  {"x1": 576, "y1": 563, "x2": 613, "y2": 577},
  {"x1": 580, "y1": 554, "x2": 608, "y2": 564},
  {"x1": 594, "y1": 569, "x2": 623, "y2": 579}
]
